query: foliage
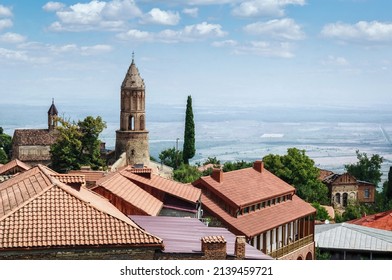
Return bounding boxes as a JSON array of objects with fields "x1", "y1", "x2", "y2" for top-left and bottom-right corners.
[
  {"x1": 344, "y1": 150, "x2": 383, "y2": 186},
  {"x1": 263, "y1": 148, "x2": 329, "y2": 204},
  {"x1": 0, "y1": 127, "x2": 12, "y2": 163},
  {"x1": 173, "y1": 163, "x2": 201, "y2": 183},
  {"x1": 222, "y1": 160, "x2": 252, "y2": 172},
  {"x1": 342, "y1": 202, "x2": 366, "y2": 221},
  {"x1": 384, "y1": 166, "x2": 392, "y2": 200},
  {"x1": 0, "y1": 148, "x2": 7, "y2": 164},
  {"x1": 182, "y1": 95, "x2": 195, "y2": 164},
  {"x1": 311, "y1": 202, "x2": 331, "y2": 221},
  {"x1": 315, "y1": 246, "x2": 331, "y2": 260},
  {"x1": 50, "y1": 116, "x2": 106, "y2": 172},
  {"x1": 334, "y1": 211, "x2": 344, "y2": 223},
  {"x1": 203, "y1": 157, "x2": 221, "y2": 165},
  {"x1": 158, "y1": 147, "x2": 183, "y2": 169}
]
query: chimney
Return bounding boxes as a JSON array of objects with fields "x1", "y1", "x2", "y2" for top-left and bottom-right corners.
[
  {"x1": 253, "y1": 160, "x2": 264, "y2": 173},
  {"x1": 211, "y1": 168, "x2": 223, "y2": 183},
  {"x1": 201, "y1": 236, "x2": 227, "y2": 260},
  {"x1": 235, "y1": 236, "x2": 246, "y2": 260}
]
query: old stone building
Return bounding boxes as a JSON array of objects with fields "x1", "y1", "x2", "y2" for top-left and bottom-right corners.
[
  {"x1": 115, "y1": 55, "x2": 149, "y2": 166},
  {"x1": 321, "y1": 172, "x2": 376, "y2": 209},
  {"x1": 11, "y1": 100, "x2": 59, "y2": 166}
]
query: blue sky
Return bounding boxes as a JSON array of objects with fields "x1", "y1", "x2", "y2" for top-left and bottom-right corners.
[{"x1": 1, "y1": 0, "x2": 392, "y2": 109}]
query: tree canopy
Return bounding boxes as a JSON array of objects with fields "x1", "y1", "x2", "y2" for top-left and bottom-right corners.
[
  {"x1": 50, "y1": 116, "x2": 106, "y2": 172},
  {"x1": 263, "y1": 148, "x2": 329, "y2": 204},
  {"x1": 344, "y1": 150, "x2": 383, "y2": 186},
  {"x1": 0, "y1": 127, "x2": 12, "y2": 164},
  {"x1": 182, "y1": 95, "x2": 195, "y2": 164},
  {"x1": 158, "y1": 147, "x2": 183, "y2": 169}
]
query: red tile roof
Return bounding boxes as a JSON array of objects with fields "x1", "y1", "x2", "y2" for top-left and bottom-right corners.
[
  {"x1": 201, "y1": 194, "x2": 316, "y2": 238},
  {"x1": 348, "y1": 210, "x2": 392, "y2": 231},
  {"x1": 196, "y1": 167, "x2": 295, "y2": 208},
  {"x1": 68, "y1": 170, "x2": 106, "y2": 184},
  {"x1": 0, "y1": 159, "x2": 31, "y2": 175},
  {"x1": 94, "y1": 172, "x2": 163, "y2": 216},
  {"x1": 120, "y1": 167, "x2": 201, "y2": 204},
  {"x1": 51, "y1": 174, "x2": 86, "y2": 185},
  {"x1": 12, "y1": 129, "x2": 57, "y2": 146},
  {"x1": 201, "y1": 235, "x2": 226, "y2": 243},
  {"x1": 0, "y1": 165, "x2": 163, "y2": 250}
]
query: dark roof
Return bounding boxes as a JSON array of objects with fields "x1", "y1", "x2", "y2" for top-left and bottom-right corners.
[
  {"x1": 48, "y1": 103, "x2": 58, "y2": 115},
  {"x1": 130, "y1": 215, "x2": 272, "y2": 260},
  {"x1": 12, "y1": 129, "x2": 57, "y2": 146}
]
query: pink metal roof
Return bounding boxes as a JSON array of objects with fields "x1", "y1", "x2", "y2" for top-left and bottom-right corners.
[{"x1": 130, "y1": 215, "x2": 272, "y2": 260}]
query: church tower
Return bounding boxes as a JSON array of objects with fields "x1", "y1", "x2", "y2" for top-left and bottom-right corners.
[
  {"x1": 115, "y1": 54, "x2": 150, "y2": 166},
  {"x1": 48, "y1": 98, "x2": 58, "y2": 131}
]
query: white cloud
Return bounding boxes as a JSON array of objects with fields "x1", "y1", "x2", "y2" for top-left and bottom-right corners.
[
  {"x1": 322, "y1": 55, "x2": 349, "y2": 66},
  {"x1": 0, "y1": 32, "x2": 27, "y2": 43},
  {"x1": 182, "y1": 8, "x2": 199, "y2": 18},
  {"x1": 212, "y1": 39, "x2": 238, "y2": 47},
  {"x1": 141, "y1": 8, "x2": 180, "y2": 26},
  {"x1": 0, "y1": 18, "x2": 12, "y2": 30},
  {"x1": 118, "y1": 22, "x2": 227, "y2": 43},
  {"x1": 42, "y1": 2, "x2": 65, "y2": 12},
  {"x1": 321, "y1": 21, "x2": 392, "y2": 43},
  {"x1": 244, "y1": 18, "x2": 305, "y2": 40},
  {"x1": 232, "y1": 0, "x2": 305, "y2": 18},
  {"x1": 47, "y1": 0, "x2": 142, "y2": 31},
  {"x1": 0, "y1": 48, "x2": 29, "y2": 61},
  {"x1": 0, "y1": 4, "x2": 12, "y2": 17},
  {"x1": 236, "y1": 41, "x2": 295, "y2": 58},
  {"x1": 80, "y1": 44, "x2": 113, "y2": 55}
]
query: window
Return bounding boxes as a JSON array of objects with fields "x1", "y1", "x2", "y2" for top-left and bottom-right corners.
[{"x1": 364, "y1": 188, "x2": 370, "y2": 198}]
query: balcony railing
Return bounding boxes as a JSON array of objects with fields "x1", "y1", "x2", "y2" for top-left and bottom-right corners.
[{"x1": 270, "y1": 234, "x2": 314, "y2": 259}]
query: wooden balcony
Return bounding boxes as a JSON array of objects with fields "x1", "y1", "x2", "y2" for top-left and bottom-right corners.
[{"x1": 270, "y1": 234, "x2": 314, "y2": 259}]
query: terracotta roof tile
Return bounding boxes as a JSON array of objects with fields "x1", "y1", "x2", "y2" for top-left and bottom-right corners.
[
  {"x1": 12, "y1": 129, "x2": 57, "y2": 146},
  {"x1": 68, "y1": 170, "x2": 106, "y2": 184},
  {"x1": 201, "y1": 194, "x2": 315, "y2": 238},
  {"x1": 201, "y1": 235, "x2": 226, "y2": 243},
  {"x1": 197, "y1": 167, "x2": 295, "y2": 208},
  {"x1": 348, "y1": 210, "x2": 392, "y2": 231},
  {"x1": 0, "y1": 159, "x2": 31, "y2": 175},
  {"x1": 121, "y1": 168, "x2": 201, "y2": 204},
  {"x1": 0, "y1": 165, "x2": 163, "y2": 250},
  {"x1": 95, "y1": 172, "x2": 163, "y2": 216},
  {"x1": 51, "y1": 174, "x2": 86, "y2": 185}
]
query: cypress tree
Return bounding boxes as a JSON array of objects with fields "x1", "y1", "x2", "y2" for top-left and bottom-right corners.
[{"x1": 183, "y1": 95, "x2": 195, "y2": 164}]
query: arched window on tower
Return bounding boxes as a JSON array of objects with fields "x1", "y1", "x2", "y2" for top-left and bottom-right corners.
[
  {"x1": 335, "y1": 193, "x2": 341, "y2": 204},
  {"x1": 140, "y1": 115, "x2": 145, "y2": 130},
  {"x1": 129, "y1": 115, "x2": 135, "y2": 131}
]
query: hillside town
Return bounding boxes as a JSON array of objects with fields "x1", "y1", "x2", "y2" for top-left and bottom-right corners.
[{"x1": 1, "y1": 57, "x2": 391, "y2": 260}]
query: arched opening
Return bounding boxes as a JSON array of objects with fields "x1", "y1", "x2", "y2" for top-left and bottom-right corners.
[
  {"x1": 297, "y1": 256, "x2": 303, "y2": 260},
  {"x1": 335, "y1": 193, "x2": 341, "y2": 204},
  {"x1": 343, "y1": 193, "x2": 348, "y2": 207},
  {"x1": 129, "y1": 115, "x2": 135, "y2": 131},
  {"x1": 306, "y1": 252, "x2": 313, "y2": 260},
  {"x1": 140, "y1": 115, "x2": 145, "y2": 130}
]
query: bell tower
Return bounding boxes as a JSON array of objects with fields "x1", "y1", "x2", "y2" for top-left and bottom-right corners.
[
  {"x1": 48, "y1": 98, "x2": 58, "y2": 131},
  {"x1": 115, "y1": 53, "x2": 150, "y2": 166}
]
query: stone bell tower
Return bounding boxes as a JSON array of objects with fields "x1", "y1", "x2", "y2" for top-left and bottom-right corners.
[
  {"x1": 48, "y1": 98, "x2": 58, "y2": 131},
  {"x1": 115, "y1": 54, "x2": 150, "y2": 166}
]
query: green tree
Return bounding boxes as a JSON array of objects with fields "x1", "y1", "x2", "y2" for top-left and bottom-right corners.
[
  {"x1": 344, "y1": 150, "x2": 383, "y2": 186},
  {"x1": 173, "y1": 163, "x2": 201, "y2": 183},
  {"x1": 0, "y1": 127, "x2": 12, "y2": 163},
  {"x1": 315, "y1": 247, "x2": 331, "y2": 260},
  {"x1": 311, "y1": 202, "x2": 331, "y2": 221},
  {"x1": 342, "y1": 202, "x2": 365, "y2": 221},
  {"x1": 159, "y1": 147, "x2": 183, "y2": 169},
  {"x1": 50, "y1": 116, "x2": 106, "y2": 172},
  {"x1": 182, "y1": 95, "x2": 195, "y2": 164},
  {"x1": 222, "y1": 160, "x2": 252, "y2": 172},
  {"x1": 263, "y1": 148, "x2": 329, "y2": 204},
  {"x1": 384, "y1": 166, "x2": 392, "y2": 200},
  {"x1": 0, "y1": 148, "x2": 8, "y2": 164}
]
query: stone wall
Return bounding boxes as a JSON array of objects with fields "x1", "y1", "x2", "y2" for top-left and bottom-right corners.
[{"x1": 115, "y1": 130, "x2": 150, "y2": 166}]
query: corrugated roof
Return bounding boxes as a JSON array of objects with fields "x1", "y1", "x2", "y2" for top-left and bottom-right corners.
[
  {"x1": 130, "y1": 215, "x2": 272, "y2": 260},
  {"x1": 95, "y1": 172, "x2": 163, "y2": 216},
  {"x1": 197, "y1": 167, "x2": 295, "y2": 208},
  {"x1": 0, "y1": 165, "x2": 163, "y2": 250},
  {"x1": 0, "y1": 159, "x2": 31, "y2": 175},
  {"x1": 121, "y1": 167, "x2": 201, "y2": 204},
  {"x1": 315, "y1": 223, "x2": 392, "y2": 252},
  {"x1": 201, "y1": 194, "x2": 315, "y2": 238}
]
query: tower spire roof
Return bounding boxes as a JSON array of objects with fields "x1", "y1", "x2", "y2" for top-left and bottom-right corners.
[
  {"x1": 48, "y1": 98, "x2": 58, "y2": 115},
  {"x1": 122, "y1": 52, "x2": 144, "y2": 89}
]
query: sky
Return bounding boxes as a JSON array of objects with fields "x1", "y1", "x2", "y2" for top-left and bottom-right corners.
[{"x1": 1, "y1": 0, "x2": 392, "y2": 109}]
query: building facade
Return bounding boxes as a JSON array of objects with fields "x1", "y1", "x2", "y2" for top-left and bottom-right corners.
[
  {"x1": 11, "y1": 100, "x2": 58, "y2": 166},
  {"x1": 115, "y1": 55, "x2": 150, "y2": 166},
  {"x1": 193, "y1": 160, "x2": 316, "y2": 260}
]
